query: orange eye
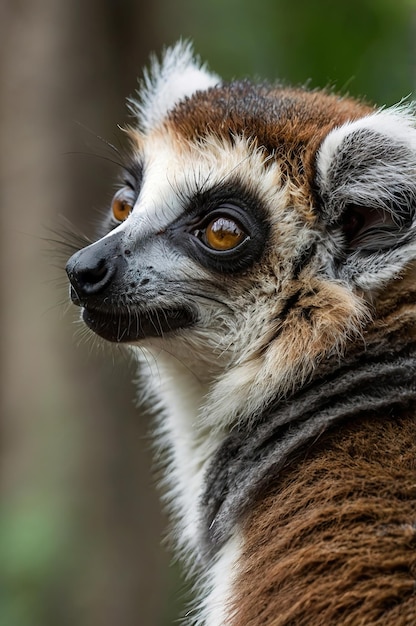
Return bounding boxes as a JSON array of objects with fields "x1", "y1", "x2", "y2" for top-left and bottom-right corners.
[
  {"x1": 111, "y1": 189, "x2": 134, "y2": 222},
  {"x1": 204, "y1": 216, "x2": 246, "y2": 251}
]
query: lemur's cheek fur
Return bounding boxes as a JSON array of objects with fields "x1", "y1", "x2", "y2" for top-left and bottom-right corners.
[{"x1": 66, "y1": 41, "x2": 416, "y2": 626}]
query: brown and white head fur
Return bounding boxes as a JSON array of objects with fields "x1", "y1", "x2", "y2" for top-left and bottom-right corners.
[{"x1": 66, "y1": 42, "x2": 416, "y2": 625}]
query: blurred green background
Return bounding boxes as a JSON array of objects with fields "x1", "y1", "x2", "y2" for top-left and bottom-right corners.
[{"x1": 0, "y1": 1, "x2": 415, "y2": 625}]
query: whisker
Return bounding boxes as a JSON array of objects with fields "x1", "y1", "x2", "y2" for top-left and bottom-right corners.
[
  {"x1": 64, "y1": 150, "x2": 126, "y2": 170},
  {"x1": 154, "y1": 309, "x2": 165, "y2": 339},
  {"x1": 214, "y1": 153, "x2": 254, "y2": 188},
  {"x1": 73, "y1": 120, "x2": 122, "y2": 156},
  {"x1": 43, "y1": 217, "x2": 93, "y2": 257},
  {"x1": 154, "y1": 344, "x2": 203, "y2": 385}
]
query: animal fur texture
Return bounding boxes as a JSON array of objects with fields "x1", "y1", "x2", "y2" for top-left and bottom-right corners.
[{"x1": 66, "y1": 42, "x2": 416, "y2": 625}]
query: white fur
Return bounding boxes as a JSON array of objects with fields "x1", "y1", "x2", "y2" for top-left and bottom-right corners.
[
  {"x1": 199, "y1": 533, "x2": 242, "y2": 626},
  {"x1": 130, "y1": 41, "x2": 220, "y2": 133},
  {"x1": 135, "y1": 347, "x2": 219, "y2": 557}
]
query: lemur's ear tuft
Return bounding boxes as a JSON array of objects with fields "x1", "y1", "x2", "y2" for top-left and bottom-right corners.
[
  {"x1": 315, "y1": 105, "x2": 416, "y2": 291},
  {"x1": 129, "y1": 40, "x2": 220, "y2": 133}
]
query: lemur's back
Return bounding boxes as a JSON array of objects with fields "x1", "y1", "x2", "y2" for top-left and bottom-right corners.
[{"x1": 66, "y1": 43, "x2": 416, "y2": 625}]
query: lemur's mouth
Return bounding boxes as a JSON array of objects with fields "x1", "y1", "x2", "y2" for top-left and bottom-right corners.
[{"x1": 81, "y1": 306, "x2": 196, "y2": 343}]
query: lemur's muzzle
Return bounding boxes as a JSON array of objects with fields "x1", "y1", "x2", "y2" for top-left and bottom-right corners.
[
  {"x1": 66, "y1": 234, "x2": 126, "y2": 307},
  {"x1": 66, "y1": 233, "x2": 196, "y2": 342}
]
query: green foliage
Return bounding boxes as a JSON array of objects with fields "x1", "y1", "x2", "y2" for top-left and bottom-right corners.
[{"x1": 162, "y1": 0, "x2": 415, "y2": 104}]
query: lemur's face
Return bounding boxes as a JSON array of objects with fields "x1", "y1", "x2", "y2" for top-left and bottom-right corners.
[
  {"x1": 66, "y1": 44, "x2": 416, "y2": 397},
  {"x1": 66, "y1": 130, "x2": 296, "y2": 358}
]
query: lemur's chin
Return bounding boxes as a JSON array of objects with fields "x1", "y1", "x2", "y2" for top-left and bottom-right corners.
[{"x1": 82, "y1": 306, "x2": 196, "y2": 343}]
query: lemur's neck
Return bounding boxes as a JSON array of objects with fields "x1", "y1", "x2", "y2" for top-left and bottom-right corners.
[{"x1": 200, "y1": 280, "x2": 416, "y2": 555}]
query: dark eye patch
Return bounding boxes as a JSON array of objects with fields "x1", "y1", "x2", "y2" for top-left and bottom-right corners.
[{"x1": 168, "y1": 178, "x2": 270, "y2": 273}]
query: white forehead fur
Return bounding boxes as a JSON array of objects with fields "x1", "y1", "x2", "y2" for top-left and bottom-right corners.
[
  {"x1": 122, "y1": 134, "x2": 285, "y2": 246},
  {"x1": 130, "y1": 41, "x2": 220, "y2": 133}
]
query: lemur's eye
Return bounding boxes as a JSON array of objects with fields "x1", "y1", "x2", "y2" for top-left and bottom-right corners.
[
  {"x1": 204, "y1": 216, "x2": 246, "y2": 251},
  {"x1": 194, "y1": 211, "x2": 248, "y2": 252},
  {"x1": 172, "y1": 192, "x2": 268, "y2": 273},
  {"x1": 111, "y1": 188, "x2": 135, "y2": 222}
]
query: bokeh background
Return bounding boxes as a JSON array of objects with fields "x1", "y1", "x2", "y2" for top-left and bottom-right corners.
[{"x1": 1, "y1": 1, "x2": 415, "y2": 625}]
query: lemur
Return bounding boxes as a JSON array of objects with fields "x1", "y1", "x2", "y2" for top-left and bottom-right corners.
[{"x1": 66, "y1": 42, "x2": 416, "y2": 625}]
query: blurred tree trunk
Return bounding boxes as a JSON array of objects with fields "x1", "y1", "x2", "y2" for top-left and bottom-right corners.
[{"x1": 0, "y1": 2, "x2": 173, "y2": 625}]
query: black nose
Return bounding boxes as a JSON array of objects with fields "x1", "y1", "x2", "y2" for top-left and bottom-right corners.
[{"x1": 66, "y1": 236, "x2": 122, "y2": 304}]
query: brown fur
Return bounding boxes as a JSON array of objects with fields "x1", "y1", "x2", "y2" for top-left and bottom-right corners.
[
  {"x1": 166, "y1": 85, "x2": 373, "y2": 185},
  {"x1": 231, "y1": 412, "x2": 416, "y2": 625}
]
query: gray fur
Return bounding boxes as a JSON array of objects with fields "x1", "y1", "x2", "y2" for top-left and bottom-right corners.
[
  {"x1": 320, "y1": 129, "x2": 416, "y2": 230},
  {"x1": 316, "y1": 126, "x2": 416, "y2": 290}
]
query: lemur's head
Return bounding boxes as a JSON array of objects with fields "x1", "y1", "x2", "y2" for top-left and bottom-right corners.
[{"x1": 66, "y1": 42, "x2": 416, "y2": 426}]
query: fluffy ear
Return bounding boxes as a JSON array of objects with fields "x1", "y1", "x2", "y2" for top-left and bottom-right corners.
[
  {"x1": 315, "y1": 106, "x2": 416, "y2": 291},
  {"x1": 129, "y1": 41, "x2": 220, "y2": 133}
]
